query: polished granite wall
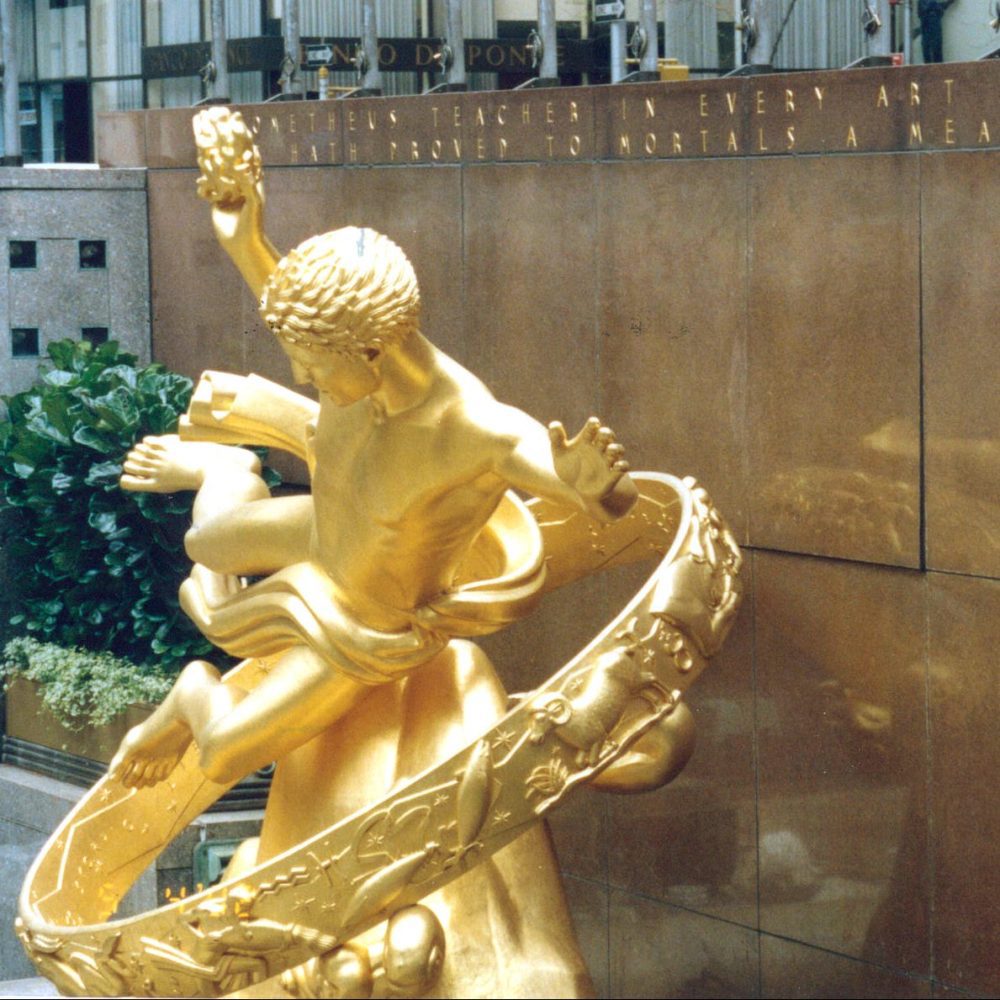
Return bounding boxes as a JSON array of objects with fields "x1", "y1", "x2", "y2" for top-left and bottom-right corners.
[{"x1": 97, "y1": 63, "x2": 999, "y2": 998}]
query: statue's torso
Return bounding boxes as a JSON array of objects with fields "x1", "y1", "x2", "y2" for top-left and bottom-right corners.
[{"x1": 307, "y1": 366, "x2": 511, "y2": 623}]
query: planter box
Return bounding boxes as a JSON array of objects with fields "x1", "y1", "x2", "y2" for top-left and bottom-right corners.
[
  {"x1": 2, "y1": 675, "x2": 271, "y2": 811},
  {"x1": 4, "y1": 673, "x2": 152, "y2": 763}
]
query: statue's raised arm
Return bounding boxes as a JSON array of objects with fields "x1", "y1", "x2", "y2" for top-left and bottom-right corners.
[{"x1": 194, "y1": 107, "x2": 280, "y2": 298}]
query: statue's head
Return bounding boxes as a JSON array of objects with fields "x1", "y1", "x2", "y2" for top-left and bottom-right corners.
[{"x1": 259, "y1": 227, "x2": 420, "y2": 361}]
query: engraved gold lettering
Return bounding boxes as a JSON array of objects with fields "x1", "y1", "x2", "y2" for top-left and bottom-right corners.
[
  {"x1": 366, "y1": 110, "x2": 377, "y2": 130},
  {"x1": 621, "y1": 96, "x2": 628, "y2": 120},
  {"x1": 348, "y1": 110, "x2": 358, "y2": 131},
  {"x1": 269, "y1": 115, "x2": 281, "y2": 134},
  {"x1": 569, "y1": 100, "x2": 579, "y2": 123},
  {"x1": 431, "y1": 106, "x2": 440, "y2": 127},
  {"x1": 289, "y1": 115, "x2": 297, "y2": 133},
  {"x1": 290, "y1": 142, "x2": 299, "y2": 162},
  {"x1": 453, "y1": 105, "x2": 462, "y2": 127},
  {"x1": 522, "y1": 103, "x2": 531, "y2": 124},
  {"x1": 786, "y1": 125, "x2": 795, "y2": 150},
  {"x1": 546, "y1": 102, "x2": 555, "y2": 124},
  {"x1": 909, "y1": 121, "x2": 923, "y2": 144},
  {"x1": 307, "y1": 111, "x2": 316, "y2": 131},
  {"x1": 700, "y1": 128, "x2": 709, "y2": 152},
  {"x1": 329, "y1": 141, "x2": 337, "y2": 160},
  {"x1": 309, "y1": 144, "x2": 318, "y2": 162},
  {"x1": 644, "y1": 132, "x2": 657, "y2": 155},
  {"x1": 944, "y1": 118, "x2": 955, "y2": 145},
  {"x1": 727, "y1": 130, "x2": 738, "y2": 152},
  {"x1": 785, "y1": 89, "x2": 795, "y2": 113},
  {"x1": 757, "y1": 127, "x2": 767, "y2": 151},
  {"x1": 618, "y1": 133, "x2": 632, "y2": 155},
  {"x1": 944, "y1": 78, "x2": 954, "y2": 104},
  {"x1": 476, "y1": 136, "x2": 487, "y2": 160},
  {"x1": 645, "y1": 97, "x2": 655, "y2": 119},
  {"x1": 431, "y1": 139, "x2": 442, "y2": 160},
  {"x1": 389, "y1": 140, "x2": 399, "y2": 161},
  {"x1": 498, "y1": 137, "x2": 508, "y2": 159},
  {"x1": 726, "y1": 91, "x2": 737, "y2": 114},
  {"x1": 497, "y1": 104, "x2": 507, "y2": 125},
  {"x1": 411, "y1": 140, "x2": 420, "y2": 161},
  {"x1": 756, "y1": 90, "x2": 765, "y2": 114},
  {"x1": 475, "y1": 106, "x2": 485, "y2": 126},
  {"x1": 813, "y1": 86, "x2": 825, "y2": 109},
  {"x1": 327, "y1": 111, "x2": 337, "y2": 130},
  {"x1": 388, "y1": 109, "x2": 398, "y2": 127},
  {"x1": 672, "y1": 131, "x2": 682, "y2": 153},
  {"x1": 910, "y1": 81, "x2": 920, "y2": 106},
  {"x1": 452, "y1": 138, "x2": 462, "y2": 156},
  {"x1": 569, "y1": 134, "x2": 582, "y2": 156},
  {"x1": 699, "y1": 93, "x2": 709, "y2": 117},
  {"x1": 979, "y1": 120, "x2": 991, "y2": 143},
  {"x1": 846, "y1": 124, "x2": 858, "y2": 148},
  {"x1": 876, "y1": 85, "x2": 888, "y2": 108},
  {"x1": 545, "y1": 135, "x2": 555, "y2": 156},
  {"x1": 348, "y1": 141, "x2": 358, "y2": 162}
]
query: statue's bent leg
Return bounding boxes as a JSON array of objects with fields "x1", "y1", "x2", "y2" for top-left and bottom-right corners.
[{"x1": 111, "y1": 643, "x2": 370, "y2": 790}]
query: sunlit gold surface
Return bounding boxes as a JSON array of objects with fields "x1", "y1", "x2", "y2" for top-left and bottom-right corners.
[{"x1": 17, "y1": 107, "x2": 742, "y2": 998}]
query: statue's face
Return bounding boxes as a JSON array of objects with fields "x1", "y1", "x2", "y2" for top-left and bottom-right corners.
[{"x1": 284, "y1": 341, "x2": 380, "y2": 406}]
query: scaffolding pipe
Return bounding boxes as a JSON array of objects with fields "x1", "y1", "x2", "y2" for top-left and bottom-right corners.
[
  {"x1": 538, "y1": 0, "x2": 558, "y2": 80},
  {"x1": 360, "y1": 0, "x2": 382, "y2": 92},
  {"x1": 0, "y1": 0, "x2": 20, "y2": 164},
  {"x1": 733, "y1": 0, "x2": 744, "y2": 69},
  {"x1": 867, "y1": 0, "x2": 892, "y2": 57},
  {"x1": 209, "y1": 0, "x2": 230, "y2": 102},
  {"x1": 281, "y1": 0, "x2": 301, "y2": 95},
  {"x1": 639, "y1": 0, "x2": 659, "y2": 73},
  {"x1": 747, "y1": 0, "x2": 777, "y2": 65},
  {"x1": 610, "y1": 19, "x2": 627, "y2": 81},
  {"x1": 445, "y1": 0, "x2": 466, "y2": 87},
  {"x1": 903, "y1": 0, "x2": 912, "y2": 64}
]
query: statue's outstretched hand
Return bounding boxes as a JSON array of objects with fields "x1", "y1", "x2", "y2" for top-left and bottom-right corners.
[
  {"x1": 549, "y1": 417, "x2": 638, "y2": 521},
  {"x1": 193, "y1": 107, "x2": 264, "y2": 253}
]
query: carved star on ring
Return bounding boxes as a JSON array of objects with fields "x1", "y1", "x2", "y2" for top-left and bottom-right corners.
[
  {"x1": 492, "y1": 730, "x2": 515, "y2": 752},
  {"x1": 491, "y1": 809, "x2": 511, "y2": 826}
]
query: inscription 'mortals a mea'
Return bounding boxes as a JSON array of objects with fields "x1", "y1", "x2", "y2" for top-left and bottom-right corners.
[{"x1": 235, "y1": 70, "x2": 995, "y2": 167}]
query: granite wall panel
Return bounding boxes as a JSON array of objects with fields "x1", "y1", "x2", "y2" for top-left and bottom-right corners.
[
  {"x1": 596, "y1": 157, "x2": 749, "y2": 543},
  {"x1": 928, "y1": 572, "x2": 1000, "y2": 996},
  {"x1": 754, "y1": 551, "x2": 930, "y2": 975},
  {"x1": 921, "y1": 150, "x2": 1000, "y2": 579},
  {"x1": 747, "y1": 154, "x2": 922, "y2": 567}
]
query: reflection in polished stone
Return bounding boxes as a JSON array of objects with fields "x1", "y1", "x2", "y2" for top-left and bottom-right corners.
[{"x1": 755, "y1": 551, "x2": 929, "y2": 975}]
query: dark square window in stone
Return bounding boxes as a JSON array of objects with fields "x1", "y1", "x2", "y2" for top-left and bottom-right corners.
[
  {"x1": 12, "y1": 328, "x2": 39, "y2": 357},
  {"x1": 9, "y1": 241, "x2": 36, "y2": 269},
  {"x1": 81, "y1": 326, "x2": 109, "y2": 346},
  {"x1": 79, "y1": 240, "x2": 107, "y2": 269}
]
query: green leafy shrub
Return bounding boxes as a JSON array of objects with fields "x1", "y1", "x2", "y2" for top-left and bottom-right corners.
[
  {"x1": 0, "y1": 340, "x2": 218, "y2": 673},
  {"x1": 1, "y1": 637, "x2": 173, "y2": 729}
]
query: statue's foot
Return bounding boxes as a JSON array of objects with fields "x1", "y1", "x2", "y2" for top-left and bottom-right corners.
[
  {"x1": 108, "y1": 716, "x2": 192, "y2": 789},
  {"x1": 120, "y1": 434, "x2": 261, "y2": 493}
]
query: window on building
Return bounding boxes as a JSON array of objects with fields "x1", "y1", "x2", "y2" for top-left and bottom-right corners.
[
  {"x1": 79, "y1": 240, "x2": 107, "y2": 269},
  {"x1": 9, "y1": 241, "x2": 37, "y2": 269},
  {"x1": 12, "y1": 328, "x2": 40, "y2": 357},
  {"x1": 81, "y1": 326, "x2": 109, "y2": 345}
]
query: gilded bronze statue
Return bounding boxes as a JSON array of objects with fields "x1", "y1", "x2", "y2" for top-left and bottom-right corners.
[{"x1": 17, "y1": 107, "x2": 743, "y2": 998}]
